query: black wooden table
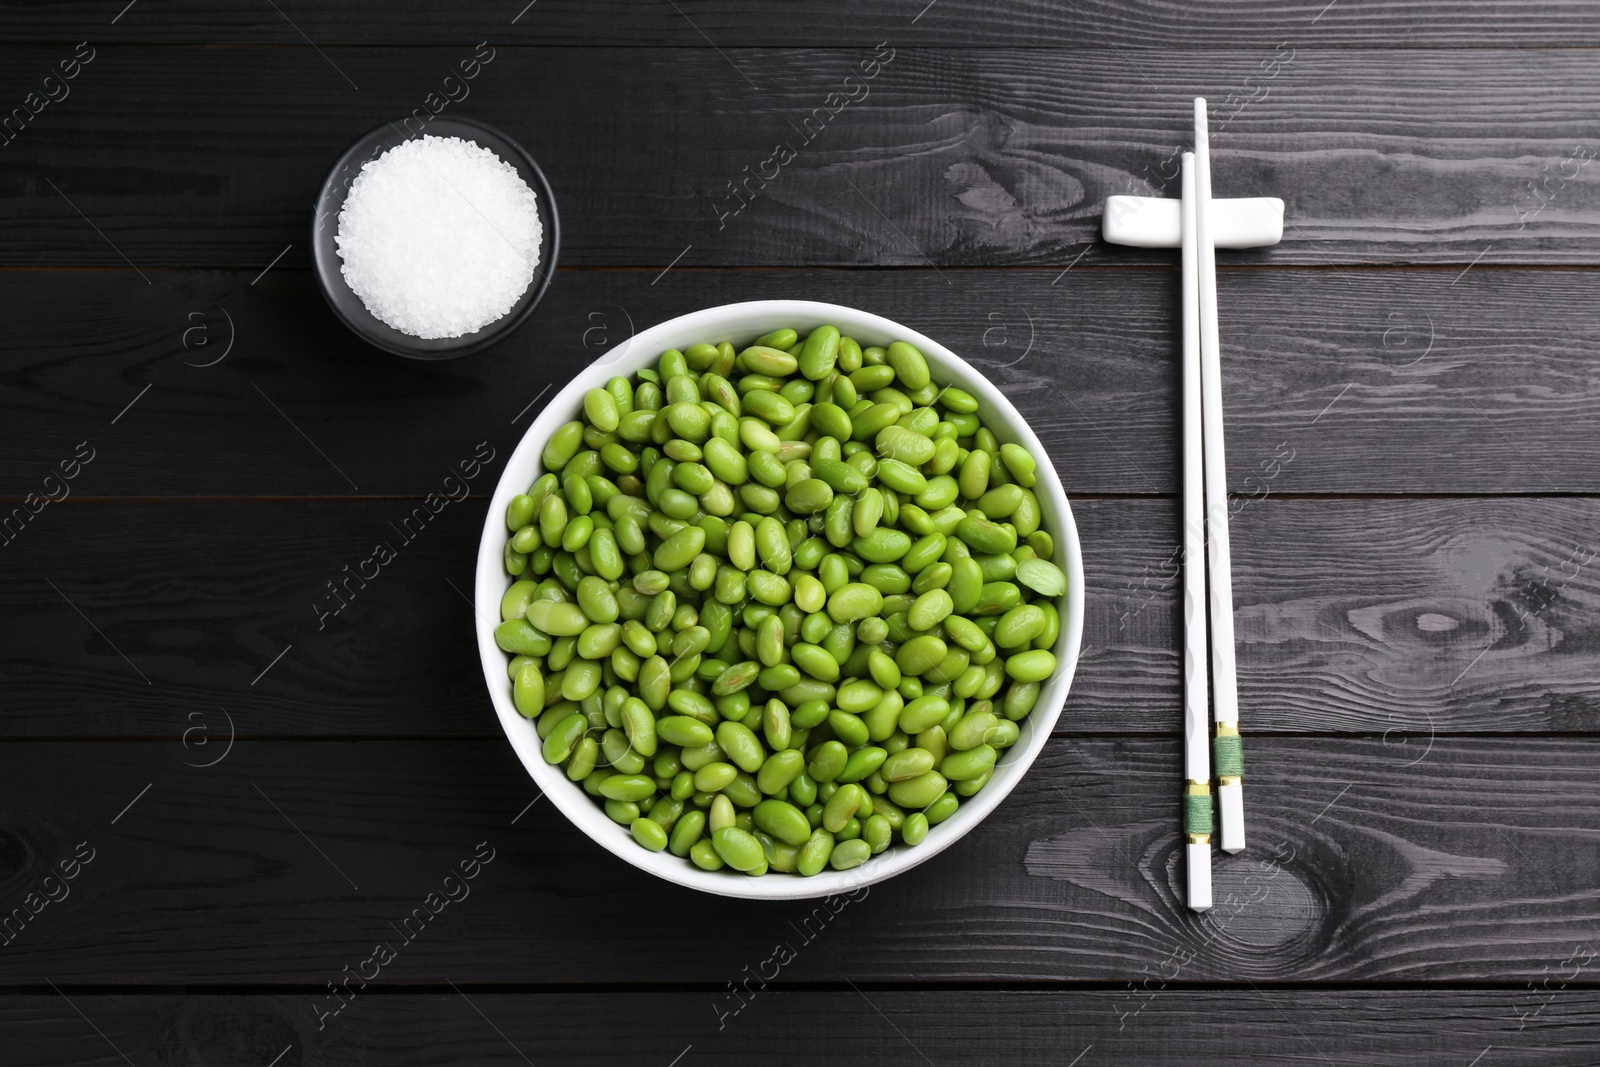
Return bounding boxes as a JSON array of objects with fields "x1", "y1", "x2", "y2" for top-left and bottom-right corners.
[{"x1": 4, "y1": 3, "x2": 1599, "y2": 1064}]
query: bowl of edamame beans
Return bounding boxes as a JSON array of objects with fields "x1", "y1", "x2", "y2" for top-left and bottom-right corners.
[{"x1": 476, "y1": 301, "x2": 1083, "y2": 899}]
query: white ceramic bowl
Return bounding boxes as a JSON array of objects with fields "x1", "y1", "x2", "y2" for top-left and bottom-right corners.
[{"x1": 476, "y1": 300, "x2": 1083, "y2": 900}]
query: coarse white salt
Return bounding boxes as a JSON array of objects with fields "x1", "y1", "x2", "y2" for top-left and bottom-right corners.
[{"x1": 336, "y1": 135, "x2": 542, "y2": 340}]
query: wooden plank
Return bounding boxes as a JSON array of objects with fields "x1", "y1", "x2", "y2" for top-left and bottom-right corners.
[
  {"x1": 6, "y1": 268, "x2": 1600, "y2": 498},
  {"x1": 0, "y1": 737, "x2": 1594, "y2": 983},
  {"x1": 7, "y1": 1, "x2": 1600, "y2": 48},
  {"x1": 5, "y1": 46, "x2": 1600, "y2": 266},
  {"x1": 4, "y1": 989, "x2": 1596, "y2": 1066},
  {"x1": 3, "y1": 496, "x2": 1598, "y2": 738}
]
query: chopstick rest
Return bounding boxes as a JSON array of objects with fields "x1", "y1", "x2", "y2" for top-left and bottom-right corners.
[{"x1": 1103, "y1": 195, "x2": 1283, "y2": 249}]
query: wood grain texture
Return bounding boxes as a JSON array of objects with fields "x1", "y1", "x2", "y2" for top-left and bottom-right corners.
[
  {"x1": 10, "y1": 0, "x2": 1600, "y2": 47},
  {"x1": 6, "y1": 268, "x2": 1600, "y2": 497},
  {"x1": 3, "y1": 990, "x2": 1596, "y2": 1066},
  {"x1": 5, "y1": 46, "x2": 1600, "y2": 266},
  {"x1": 0, "y1": 737, "x2": 1594, "y2": 984},
  {"x1": 3, "y1": 496, "x2": 1597, "y2": 738}
]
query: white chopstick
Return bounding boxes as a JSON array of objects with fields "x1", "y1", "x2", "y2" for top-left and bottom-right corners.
[
  {"x1": 1193, "y1": 97, "x2": 1245, "y2": 855},
  {"x1": 1179, "y1": 151, "x2": 1213, "y2": 911}
]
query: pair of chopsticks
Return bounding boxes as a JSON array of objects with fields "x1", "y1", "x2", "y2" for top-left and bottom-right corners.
[
  {"x1": 1104, "y1": 98, "x2": 1283, "y2": 912},
  {"x1": 1180, "y1": 99, "x2": 1243, "y2": 913}
]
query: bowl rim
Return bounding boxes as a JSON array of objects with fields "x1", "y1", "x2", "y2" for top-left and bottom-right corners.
[
  {"x1": 311, "y1": 115, "x2": 561, "y2": 360},
  {"x1": 475, "y1": 300, "x2": 1084, "y2": 900}
]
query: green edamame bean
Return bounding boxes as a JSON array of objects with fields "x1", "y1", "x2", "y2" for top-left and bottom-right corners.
[
  {"x1": 797, "y1": 324, "x2": 840, "y2": 380},
  {"x1": 998, "y1": 443, "x2": 1037, "y2": 487},
  {"x1": 796, "y1": 827, "x2": 834, "y2": 875},
  {"x1": 711, "y1": 826, "x2": 766, "y2": 871},
  {"x1": 501, "y1": 579, "x2": 537, "y2": 623},
  {"x1": 694, "y1": 762, "x2": 738, "y2": 792},
  {"x1": 652, "y1": 526, "x2": 706, "y2": 572},
  {"x1": 907, "y1": 588, "x2": 954, "y2": 631},
  {"x1": 753, "y1": 799, "x2": 812, "y2": 846},
  {"x1": 782, "y1": 642, "x2": 833, "y2": 683},
  {"x1": 690, "y1": 839, "x2": 725, "y2": 870},
  {"x1": 757, "y1": 748, "x2": 805, "y2": 794},
  {"x1": 925, "y1": 792, "x2": 960, "y2": 825},
  {"x1": 1002, "y1": 680, "x2": 1040, "y2": 720},
  {"x1": 901, "y1": 811, "x2": 930, "y2": 845},
  {"x1": 785, "y1": 478, "x2": 834, "y2": 515},
  {"x1": 574, "y1": 576, "x2": 617, "y2": 623},
  {"x1": 708, "y1": 793, "x2": 736, "y2": 831},
  {"x1": 973, "y1": 718, "x2": 1014, "y2": 751},
  {"x1": 954, "y1": 765, "x2": 994, "y2": 796},
  {"x1": 972, "y1": 582, "x2": 1021, "y2": 616},
  {"x1": 822, "y1": 782, "x2": 864, "y2": 832},
  {"x1": 716, "y1": 721, "x2": 766, "y2": 773},
  {"x1": 657, "y1": 715, "x2": 713, "y2": 747},
  {"x1": 513, "y1": 663, "x2": 547, "y2": 719},
  {"x1": 1016, "y1": 557, "x2": 1068, "y2": 600},
  {"x1": 753, "y1": 329, "x2": 798, "y2": 351},
  {"x1": 885, "y1": 341, "x2": 930, "y2": 390},
  {"x1": 740, "y1": 345, "x2": 799, "y2": 377},
  {"x1": 669, "y1": 808, "x2": 707, "y2": 856},
  {"x1": 886, "y1": 769, "x2": 947, "y2": 809},
  {"x1": 621, "y1": 699, "x2": 658, "y2": 758},
  {"x1": 811, "y1": 401, "x2": 853, "y2": 442},
  {"x1": 601, "y1": 727, "x2": 646, "y2": 773},
  {"x1": 955, "y1": 515, "x2": 1017, "y2": 556},
  {"x1": 853, "y1": 528, "x2": 911, "y2": 564},
  {"x1": 789, "y1": 770, "x2": 818, "y2": 807},
  {"x1": 808, "y1": 739, "x2": 849, "y2": 782},
  {"x1": 882, "y1": 747, "x2": 935, "y2": 781},
  {"x1": 759, "y1": 663, "x2": 801, "y2": 691},
  {"x1": 862, "y1": 649, "x2": 899, "y2": 691},
  {"x1": 613, "y1": 514, "x2": 646, "y2": 556},
  {"x1": 540, "y1": 712, "x2": 586, "y2": 766},
  {"x1": 828, "y1": 709, "x2": 871, "y2": 749},
  {"x1": 1005, "y1": 649, "x2": 1057, "y2": 682},
  {"x1": 838, "y1": 745, "x2": 887, "y2": 783},
  {"x1": 862, "y1": 813, "x2": 892, "y2": 853},
  {"x1": 855, "y1": 616, "x2": 889, "y2": 645},
  {"x1": 977, "y1": 552, "x2": 1017, "y2": 584},
  {"x1": 914, "y1": 475, "x2": 959, "y2": 511},
  {"x1": 896, "y1": 635, "x2": 949, "y2": 677},
  {"x1": 994, "y1": 604, "x2": 1047, "y2": 649},
  {"x1": 940, "y1": 743, "x2": 996, "y2": 781},
  {"x1": 631, "y1": 816, "x2": 668, "y2": 852},
  {"x1": 542, "y1": 421, "x2": 585, "y2": 470},
  {"x1": 538, "y1": 494, "x2": 568, "y2": 547},
  {"x1": 829, "y1": 838, "x2": 871, "y2": 870},
  {"x1": 606, "y1": 799, "x2": 640, "y2": 824},
  {"x1": 754, "y1": 516, "x2": 792, "y2": 574},
  {"x1": 598, "y1": 773, "x2": 656, "y2": 802},
  {"x1": 742, "y1": 388, "x2": 795, "y2": 426},
  {"x1": 947, "y1": 558, "x2": 984, "y2": 615},
  {"x1": 507, "y1": 495, "x2": 537, "y2": 532},
  {"x1": 526, "y1": 600, "x2": 588, "y2": 638},
  {"x1": 722, "y1": 769, "x2": 761, "y2": 810},
  {"x1": 876, "y1": 457, "x2": 927, "y2": 495},
  {"x1": 822, "y1": 582, "x2": 880, "y2": 624},
  {"x1": 898, "y1": 694, "x2": 950, "y2": 734}
]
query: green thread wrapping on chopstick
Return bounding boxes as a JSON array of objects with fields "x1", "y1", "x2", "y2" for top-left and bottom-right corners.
[
  {"x1": 1213, "y1": 734, "x2": 1244, "y2": 778},
  {"x1": 1183, "y1": 792, "x2": 1214, "y2": 836}
]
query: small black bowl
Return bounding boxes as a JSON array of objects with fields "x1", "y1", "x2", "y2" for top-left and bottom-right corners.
[{"x1": 311, "y1": 116, "x2": 560, "y2": 360}]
